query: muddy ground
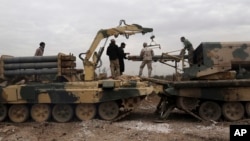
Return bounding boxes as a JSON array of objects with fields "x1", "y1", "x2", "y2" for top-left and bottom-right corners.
[{"x1": 0, "y1": 94, "x2": 249, "y2": 141}]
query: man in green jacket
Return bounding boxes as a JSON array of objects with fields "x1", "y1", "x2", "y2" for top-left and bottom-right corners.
[{"x1": 180, "y1": 37, "x2": 194, "y2": 66}]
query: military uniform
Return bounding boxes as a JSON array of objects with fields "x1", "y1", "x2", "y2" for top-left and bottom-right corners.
[
  {"x1": 181, "y1": 38, "x2": 194, "y2": 65},
  {"x1": 139, "y1": 43, "x2": 154, "y2": 77}
]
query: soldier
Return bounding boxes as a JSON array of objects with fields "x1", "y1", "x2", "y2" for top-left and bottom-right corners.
[
  {"x1": 34, "y1": 42, "x2": 45, "y2": 56},
  {"x1": 118, "y1": 42, "x2": 128, "y2": 75},
  {"x1": 106, "y1": 39, "x2": 120, "y2": 78},
  {"x1": 180, "y1": 37, "x2": 194, "y2": 65},
  {"x1": 139, "y1": 42, "x2": 154, "y2": 77},
  {"x1": 34, "y1": 42, "x2": 45, "y2": 81}
]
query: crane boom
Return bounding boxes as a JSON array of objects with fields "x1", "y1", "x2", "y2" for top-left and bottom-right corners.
[{"x1": 80, "y1": 21, "x2": 153, "y2": 80}]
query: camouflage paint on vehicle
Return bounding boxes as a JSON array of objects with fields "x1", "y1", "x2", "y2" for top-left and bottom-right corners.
[
  {"x1": 140, "y1": 41, "x2": 250, "y2": 122},
  {"x1": 183, "y1": 42, "x2": 250, "y2": 79},
  {"x1": 0, "y1": 80, "x2": 152, "y2": 104},
  {"x1": 165, "y1": 80, "x2": 250, "y2": 101},
  {"x1": 0, "y1": 21, "x2": 154, "y2": 123}
]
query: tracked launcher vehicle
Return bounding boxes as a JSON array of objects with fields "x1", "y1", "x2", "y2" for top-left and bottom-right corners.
[
  {"x1": 129, "y1": 42, "x2": 250, "y2": 122},
  {"x1": 0, "y1": 20, "x2": 154, "y2": 123}
]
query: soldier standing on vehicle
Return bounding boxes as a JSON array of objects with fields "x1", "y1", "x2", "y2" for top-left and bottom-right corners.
[
  {"x1": 34, "y1": 42, "x2": 45, "y2": 56},
  {"x1": 139, "y1": 42, "x2": 154, "y2": 77},
  {"x1": 180, "y1": 37, "x2": 194, "y2": 66},
  {"x1": 118, "y1": 42, "x2": 128, "y2": 75},
  {"x1": 34, "y1": 42, "x2": 45, "y2": 81},
  {"x1": 106, "y1": 39, "x2": 120, "y2": 78}
]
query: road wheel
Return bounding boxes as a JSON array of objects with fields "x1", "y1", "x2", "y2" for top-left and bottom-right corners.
[
  {"x1": 222, "y1": 102, "x2": 244, "y2": 121},
  {"x1": 199, "y1": 101, "x2": 221, "y2": 121},
  {"x1": 8, "y1": 104, "x2": 29, "y2": 123},
  {"x1": 0, "y1": 104, "x2": 7, "y2": 121},
  {"x1": 177, "y1": 97, "x2": 199, "y2": 111},
  {"x1": 31, "y1": 104, "x2": 51, "y2": 122},
  {"x1": 75, "y1": 104, "x2": 96, "y2": 121},
  {"x1": 122, "y1": 97, "x2": 141, "y2": 110},
  {"x1": 52, "y1": 104, "x2": 73, "y2": 122},
  {"x1": 245, "y1": 102, "x2": 250, "y2": 117},
  {"x1": 98, "y1": 101, "x2": 119, "y2": 120}
]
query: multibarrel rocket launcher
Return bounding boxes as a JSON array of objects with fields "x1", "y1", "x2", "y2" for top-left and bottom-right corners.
[{"x1": 0, "y1": 53, "x2": 79, "y2": 82}]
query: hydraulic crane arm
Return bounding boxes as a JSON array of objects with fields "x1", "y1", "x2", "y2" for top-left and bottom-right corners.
[
  {"x1": 79, "y1": 20, "x2": 153, "y2": 81},
  {"x1": 84, "y1": 22, "x2": 153, "y2": 60}
]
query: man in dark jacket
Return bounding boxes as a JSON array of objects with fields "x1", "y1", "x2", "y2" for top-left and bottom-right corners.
[
  {"x1": 106, "y1": 39, "x2": 120, "y2": 78},
  {"x1": 118, "y1": 42, "x2": 127, "y2": 75}
]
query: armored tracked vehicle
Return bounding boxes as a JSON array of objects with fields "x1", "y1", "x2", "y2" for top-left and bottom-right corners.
[
  {"x1": 0, "y1": 20, "x2": 154, "y2": 123},
  {"x1": 129, "y1": 42, "x2": 250, "y2": 121}
]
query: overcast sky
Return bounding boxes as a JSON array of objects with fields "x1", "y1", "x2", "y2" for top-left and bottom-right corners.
[{"x1": 1, "y1": 0, "x2": 250, "y2": 76}]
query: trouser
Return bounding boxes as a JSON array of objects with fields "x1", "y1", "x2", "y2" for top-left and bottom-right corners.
[
  {"x1": 119, "y1": 59, "x2": 125, "y2": 75},
  {"x1": 188, "y1": 50, "x2": 194, "y2": 66},
  {"x1": 110, "y1": 59, "x2": 120, "y2": 78},
  {"x1": 180, "y1": 49, "x2": 194, "y2": 66},
  {"x1": 139, "y1": 60, "x2": 152, "y2": 77}
]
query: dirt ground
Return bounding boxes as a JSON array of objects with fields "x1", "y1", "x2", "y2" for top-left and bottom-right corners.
[{"x1": 1, "y1": 94, "x2": 248, "y2": 141}]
